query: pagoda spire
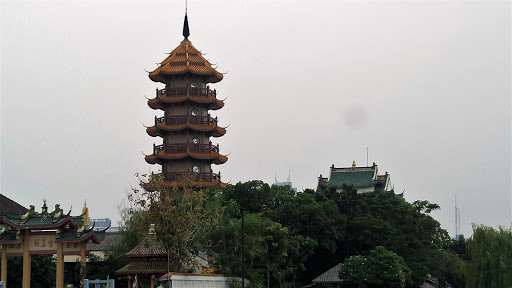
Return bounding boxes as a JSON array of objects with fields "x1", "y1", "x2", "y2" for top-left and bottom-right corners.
[{"x1": 183, "y1": 10, "x2": 190, "y2": 40}]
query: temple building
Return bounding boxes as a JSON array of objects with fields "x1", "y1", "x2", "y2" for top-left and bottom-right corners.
[
  {"x1": 317, "y1": 162, "x2": 393, "y2": 193},
  {"x1": 144, "y1": 12, "x2": 227, "y2": 192}
]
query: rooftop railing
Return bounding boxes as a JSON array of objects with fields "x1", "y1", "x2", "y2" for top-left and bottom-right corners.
[
  {"x1": 154, "y1": 115, "x2": 218, "y2": 126},
  {"x1": 153, "y1": 142, "x2": 220, "y2": 155},
  {"x1": 156, "y1": 86, "x2": 217, "y2": 99},
  {"x1": 162, "y1": 171, "x2": 221, "y2": 182}
]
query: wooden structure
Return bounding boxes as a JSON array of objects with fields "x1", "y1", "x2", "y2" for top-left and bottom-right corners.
[
  {"x1": 115, "y1": 225, "x2": 168, "y2": 288},
  {"x1": 144, "y1": 12, "x2": 227, "y2": 192},
  {"x1": 0, "y1": 201, "x2": 106, "y2": 288}
]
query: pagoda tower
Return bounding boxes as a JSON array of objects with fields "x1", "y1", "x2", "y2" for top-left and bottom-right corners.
[{"x1": 145, "y1": 13, "x2": 227, "y2": 191}]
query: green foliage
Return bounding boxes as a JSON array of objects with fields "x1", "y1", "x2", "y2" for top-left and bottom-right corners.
[
  {"x1": 465, "y1": 225, "x2": 512, "y2": 288},
  {"x1": 431, "y1": 249, "x2": 466, "y2": 288},
  {"x1": 203, "y1": 181, "x2": 335, "y2": 288},
  {"x1": 6, "y1": 255, "x2": 56, "y2": 288},
  {"x1": 448, "y1": 235, "x2": 468, "y2": 261},
  {"x1": 123, "y1": 179, "x2": 463, "y2": 288},
  {"x1": 339, "y1": 246, "x2": 411, "y2": 288},
  {"x1": 130, "y1": 173, "x2": 213, "y2": 272},
  {"x1": 332, "y1": 188, "x2": 451, "y2": 287}
]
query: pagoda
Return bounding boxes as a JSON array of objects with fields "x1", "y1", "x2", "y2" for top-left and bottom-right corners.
[{"x1": 144, "y1": 12, "x2": 227, "y2": 192}]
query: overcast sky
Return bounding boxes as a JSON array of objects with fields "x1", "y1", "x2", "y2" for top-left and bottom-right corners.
[{"x1": 1, "y1": 0, "x2": 510, "y2": 238}]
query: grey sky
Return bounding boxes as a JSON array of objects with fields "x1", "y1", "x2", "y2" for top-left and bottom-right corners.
[{"x1": 1, "y1": 0, "x2": 510, "y2": 238}]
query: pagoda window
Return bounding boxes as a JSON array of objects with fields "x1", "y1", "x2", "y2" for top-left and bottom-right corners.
[
  {"x1": 190, "y1": 82, "x2": 198, "y2": 88},
  {"x1": 191, "y1": 109, "x2": 199, "y2": 116},
  {"x1": 192, "y1": 164, "x2": 201, "y2": 173}
]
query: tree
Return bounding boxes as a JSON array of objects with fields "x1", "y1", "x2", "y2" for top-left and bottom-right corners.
[
  {"x1": 334, "y1": 190, "x2": 451, "y2": 287},
  {"x1": 203, "y1": 182, "x2": 327, "y2": 288},
  {"x1": 465, "y1": 225, "x2": 512, "y2": 288},
  {"x1": 129, "y1": 174, "x2": 212, "y2": 272},
  {"x1": 7, "y1": 255, "x2": 56, "y2": 288},
  {"x1": 448, "y1": 234, "x2": 468, "y2": 261},
  {"x1": 339, "y1": 246, "x2": 411, "y2": 288},
  {"x1": 430, "y1": 249, "x2": 465, "y2": 288}
]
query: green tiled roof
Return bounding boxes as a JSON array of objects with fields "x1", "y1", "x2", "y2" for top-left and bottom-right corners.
[
  {"x1": 327, "y1": 170, "x2": 374, "y2": 188},
  {"x1": 0, "y1": 230, "x2": 22, "y2": 244},
  {"x1": 116, "y1": 260, "x2": 169, "y2": 275},
  {"x1": 4, "y1": 215, "x2": 73, "y2": 229},
  {"x1": 56, "y1": 229, "x2": 106, "y2": 244}
]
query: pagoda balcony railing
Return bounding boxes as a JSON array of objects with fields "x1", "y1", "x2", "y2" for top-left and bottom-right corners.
[
  {"x1": 156, "y1": 87, "x2": 217, "y2": 99},
  {"x1": 162, "y1": 171, "x2": 221, "y2": 182},
  {"x1": 155, "y1": 115, "x2": 218, "y2": 126},
  {"x1": 153, "y1": 142, "x2": 220, "y2": 154}
]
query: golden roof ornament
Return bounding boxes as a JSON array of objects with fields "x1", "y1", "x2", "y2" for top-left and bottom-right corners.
[
  {"x1": 21, "y1": 205, "x2": 35, "y2": 223},
  {"x1": 82, "y1": 200, "x2": 89, "y2": 229}
]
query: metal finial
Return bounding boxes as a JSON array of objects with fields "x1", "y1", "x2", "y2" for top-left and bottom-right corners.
[{"x1": 183, "y1": 7, "x2": 190, "y2": 40}]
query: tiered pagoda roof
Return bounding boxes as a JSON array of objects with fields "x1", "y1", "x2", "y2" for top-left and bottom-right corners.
[
  {"x1": 146, "y1": 115, "x2": 226, "y2": 138},
  {"x1": 148, "y1": 40, "x2": 223, "y2": 84},
  {"x1": 145, "y1": 150, "x2": 227, "y2": 165},
  {"x1": 148, "y1": 92, "x2": 224, "y2": 111}
]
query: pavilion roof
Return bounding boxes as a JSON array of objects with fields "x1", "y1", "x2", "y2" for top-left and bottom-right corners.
[
  {"x1": 149, "y1": 40, "x2": 223, "y2": 84},
  {"x1": 126, "y1": 232, "x2": 167, "y2": 258},
  {"x1": 116, "y1": 260, "x2": 169, "y2": 275}
]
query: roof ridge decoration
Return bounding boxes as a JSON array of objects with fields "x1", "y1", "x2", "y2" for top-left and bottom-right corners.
[
  {"x1": 21, "y1": 205, "x2": 36, "y2": 223},
  {"x1": 53, "y1": 204, "x2": 64, "y2": 223}
]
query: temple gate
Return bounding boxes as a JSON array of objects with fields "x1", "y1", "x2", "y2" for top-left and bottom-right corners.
[{"x1": 0, "y1": 201, "x2": 106, "y2": 288}]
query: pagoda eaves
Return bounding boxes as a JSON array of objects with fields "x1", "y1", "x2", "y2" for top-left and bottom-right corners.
[{"x1": 148, "y1": 40, "x2": 223, "y2": 84}]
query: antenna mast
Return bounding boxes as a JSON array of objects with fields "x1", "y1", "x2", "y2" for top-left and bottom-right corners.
[
  {"x1": 366, "y1": 147, "x2": 369, "y2": 167},
  {"x1": 455, "y1": 194, "x2": 461, "y2": 240}
]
